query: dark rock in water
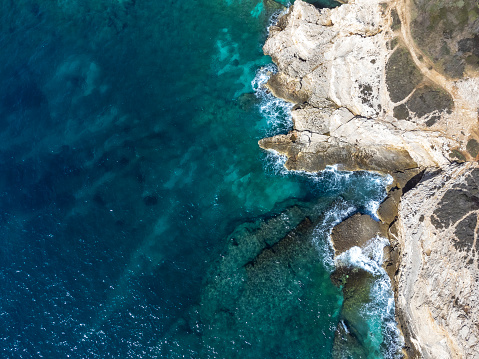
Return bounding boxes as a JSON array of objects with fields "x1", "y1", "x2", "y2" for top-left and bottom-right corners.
[
  {"x1": 143, "y1": 195, "x2": 158, "y2": 206},
  {"x1": 310, "y1": 0, "x2": 343, "y2": 9},
  {"x1": 237, "y1": 92, "x2": 259, "y2": 111},
  {"x1": 264, "y1": 0, "x2": 286, "y2": 12},
  {"x1": 332, "y1": 320, "x2": 368, "y2": 359},
  {"x1": 331, "y1": 213, "x2": 387, "y2": 256},
  {"x1": 244, "y1": 217, "x2": 313, "y2": 269},
  {"x1": 331, "y1": 266, "x2": 382, "y2": 358}
]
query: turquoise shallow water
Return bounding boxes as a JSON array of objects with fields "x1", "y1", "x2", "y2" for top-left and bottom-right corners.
[{"x1": 0, "y1": 0, "x2": 399, "y2": 358}]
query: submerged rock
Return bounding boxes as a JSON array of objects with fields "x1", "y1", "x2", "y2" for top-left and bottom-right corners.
[
  {"x1": 162, "y1": 200, "x2": 344, "y2": 358},
  {"x1": 331, "y1": 236, "x2": 402, "y2": 359}
]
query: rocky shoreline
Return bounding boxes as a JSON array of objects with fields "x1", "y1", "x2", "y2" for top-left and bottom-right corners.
[{"x1": 260, "y1": 0, "x2": 479, "y2": 357}]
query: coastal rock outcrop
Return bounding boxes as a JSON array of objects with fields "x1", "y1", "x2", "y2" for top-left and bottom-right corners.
[
  {"x1": 259, "y1": 0, "x2": 479, "y2": 173},
  {"x1": 259, "y1": 0, "x2": 479, "y2": 357}
]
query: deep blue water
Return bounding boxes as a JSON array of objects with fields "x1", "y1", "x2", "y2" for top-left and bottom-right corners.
[{"x1": 0, "y1": 0, "x2": 399, "y2": 358}]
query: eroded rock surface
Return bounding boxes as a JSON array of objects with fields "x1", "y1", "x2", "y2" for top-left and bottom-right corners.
[{"x1": 395, "y1": 162, "x2": 479, "y2": 358}]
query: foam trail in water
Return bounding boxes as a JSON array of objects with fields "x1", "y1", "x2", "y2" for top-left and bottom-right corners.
[
  {"x1": 336, "y1": 237, "x2": 403, "y2": 359},
  {"x1": 311, "y1": 198, "x2": 357, "y2": 270},
  {"x1": 252, "y1": 64, "x2": 294, "y2": 135},
  {"x1": 262, "y1": 149, "x2": 290, "y2": 177},
  {"x1": 267, "y1": 6, "x2": 290, "y2": 32}
]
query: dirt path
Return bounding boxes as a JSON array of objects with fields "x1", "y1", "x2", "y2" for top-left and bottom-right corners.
[
  {"x1": 396, "y1": 0, "x2": 451, "y2": 94},
  {"x1": 395, "y1": 0, "x2": 478, "y2": 137}
]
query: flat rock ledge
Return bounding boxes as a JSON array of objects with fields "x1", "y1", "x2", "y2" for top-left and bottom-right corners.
[{"x1": 331, "y1": 213, "x2": 388, "y2": 256}]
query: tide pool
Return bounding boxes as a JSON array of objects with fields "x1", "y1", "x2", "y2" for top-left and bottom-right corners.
[{"x1": 0, "y1": 0, "x2": 399, "y2": 358}]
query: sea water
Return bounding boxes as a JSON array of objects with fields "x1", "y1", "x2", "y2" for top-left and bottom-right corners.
[{"x1": 0, "y1": 0, "x2": 400, "y2": 358}]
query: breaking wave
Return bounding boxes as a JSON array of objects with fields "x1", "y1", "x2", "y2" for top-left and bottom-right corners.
[{"x1": 252, "y1": 64, "x2": 294, "y2": 135}]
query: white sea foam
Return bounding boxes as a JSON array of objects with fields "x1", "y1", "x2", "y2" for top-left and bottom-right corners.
[
  {"x1": 252, "y1": 64, "x2": 294, "y2": 135},
  {"x1": 335, "y1": 236, "x2": 388, "y2": 274},
  {"x1": 308, "y1": 165, "x2": 353, "y2": 190},
  {"x1": 311, "y1": 199, "x2": 357, "y2": 269},
  {"x1": 336, "y1": 237, "x2": 404, "y2": 358},
  {"x1": 340, "y1": 320, "x2": 349, "y2": 334},
  {"x1": 362, "y1": 173, "x2": 392, "y2": 219},
  {"x1": 307, "y1": 167, "x2": 391, "y2": 219},
  {"x1": 365, "y1": 200, "x2": 381, "y2": 220},
  {"x1": 267, "y1": 6, "x2": 290, "y2": 33},
  {"x1": 262, "y1": 149, "x2": 290, "y2": 176}
]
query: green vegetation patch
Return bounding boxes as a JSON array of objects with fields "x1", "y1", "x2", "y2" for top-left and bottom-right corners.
[
  {"x1": 449, "y1": 149, "x2": 466, "y2": 162},
  {"x1": 386, "y1": 46, "x2": 423, "y2": 103},
  {"x1": 466, "y1": 138, "x2": 479, "y2": 158},
  {"x1": 406, "y1": 85, "x2": 453, "y2": 118},
  {"x1": 387, "y1": 37, "x2": 399, "y2": 51},
  {"x1": 393, "y1": 104, "x2": 409, "y2": 120},
  {"x1": 411, "y1": 0, "x2": 479, "y2": 78}
]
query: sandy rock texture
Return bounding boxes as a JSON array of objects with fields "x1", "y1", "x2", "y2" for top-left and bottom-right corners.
[
  {"x1": 259, "y1": 0, "x2": 479, "y2": 173},
  {"x1": 395, "y1": 162, "x2": 479, "y2": 358}
]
